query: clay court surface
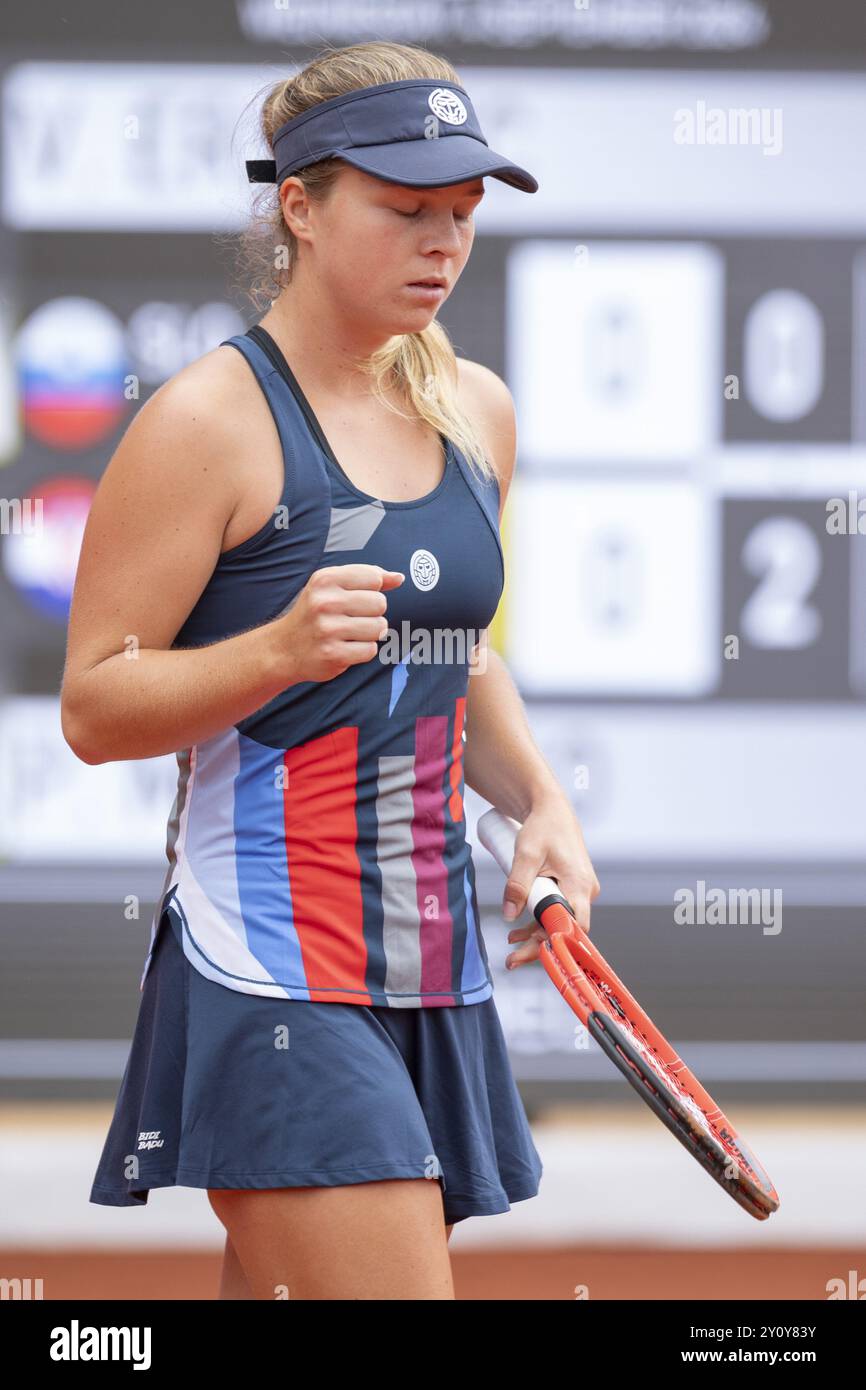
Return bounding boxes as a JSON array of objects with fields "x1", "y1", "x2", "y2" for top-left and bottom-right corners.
[
  {"x1": 2, "y1": 1100, "x2": 863, "y2": 1301},
  {"x1": 1, "y1": 1245, "x2": 860, "y2": 1301}
]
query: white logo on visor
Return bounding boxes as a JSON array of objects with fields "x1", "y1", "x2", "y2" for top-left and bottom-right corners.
[
  {"x1": 427, "y1": 89, "x2": 467, "y2": 126},
  {"x1": 410, "y1": 549, "x2": 440, "y2": 590}
]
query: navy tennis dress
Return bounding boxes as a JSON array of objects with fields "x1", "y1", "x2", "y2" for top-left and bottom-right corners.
[{"x1": 89, "y1": 324, "x2": 543, "y2": 1224}]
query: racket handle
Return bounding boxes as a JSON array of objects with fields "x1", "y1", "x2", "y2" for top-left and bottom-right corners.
[{"x1": 477, "y1": 809, "x2": 573, "y2": 919}]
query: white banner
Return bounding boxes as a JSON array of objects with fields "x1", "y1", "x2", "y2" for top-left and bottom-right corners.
[
  {"x1": 0, "y1": 697, "x2": 177, "y2": 861},
  {"x1": 4, "y1": 63, "x2": 866, "y2": 231}
]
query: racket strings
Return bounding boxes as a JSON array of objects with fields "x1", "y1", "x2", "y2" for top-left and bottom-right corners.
[
  {"x1": 563, "y1": 949, "x2": 734, "y2": 1151},
  {"x1": 580, "y1": 963, "x2": 713, "y2": 1121},
  {"x1": 597, "y1": 1014, "x2": 773, "y2": 1212},
  {"x1": 601, "y1": 989, "x2": 770, "y2": 1191},
  {"x1": 541, "y1": 919, "x2": 779, "y2": 1212}
]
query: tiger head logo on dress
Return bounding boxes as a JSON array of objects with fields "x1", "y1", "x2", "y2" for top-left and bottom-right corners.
[{"x1": 409, "y1": 548, "x2": 440, "y2": 591}]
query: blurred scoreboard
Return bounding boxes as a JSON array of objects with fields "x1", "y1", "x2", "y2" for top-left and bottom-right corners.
[{"x1": 1, "y1": 45, "x2": 865, "y2": 877}]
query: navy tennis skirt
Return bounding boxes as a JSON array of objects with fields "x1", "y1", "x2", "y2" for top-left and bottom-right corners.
[{"x1": 89, "y1": 908, "x2": 543, "y2": 1226}]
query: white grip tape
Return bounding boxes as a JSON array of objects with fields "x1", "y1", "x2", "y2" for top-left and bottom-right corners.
[{"x1": 476, "y1": 809, "x2": 563, "y2": 918}]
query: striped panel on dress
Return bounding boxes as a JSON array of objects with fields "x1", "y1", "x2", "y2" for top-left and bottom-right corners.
[{"x1": 283, "y1": 725, "x2": 370, "y2": 1003}]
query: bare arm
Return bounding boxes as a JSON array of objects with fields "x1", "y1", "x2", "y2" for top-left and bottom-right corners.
[
  {"x1": 64, "y1": 624, "x2": 296, "y2": 766},
  {"x1": 60, "y1": 353, "x2": 401, "y2": 764},
  {"x1": 455, "y1": 364, "x2": 565, "y2": 814},
  {"x1": 464, "y1": 644, "x2": 600, "y2": 954},
  {"x1": 457, "y1": 359, "x2": 600, "y2": 957},
  {"x1": 463, "y1": 647, "x2": 563, "y2": 820}
]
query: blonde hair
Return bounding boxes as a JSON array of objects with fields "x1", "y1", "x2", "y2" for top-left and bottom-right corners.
[{"x1": 230, "y1": 41, "x2": 496, "y2": 484}]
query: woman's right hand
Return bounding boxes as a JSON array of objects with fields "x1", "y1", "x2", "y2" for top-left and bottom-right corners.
[{"x1": 273, "y1": 564, "x2": 405, "y2": 684}]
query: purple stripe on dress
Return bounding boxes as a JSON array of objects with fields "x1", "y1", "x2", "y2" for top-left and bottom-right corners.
[{"x1": 411, "y1": 716, "x2": 456, "y2": 1005}]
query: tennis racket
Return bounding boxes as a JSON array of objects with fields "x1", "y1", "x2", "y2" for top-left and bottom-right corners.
[{"x1": 477, "y1": 808, "x2": 780, "y2": 1222}]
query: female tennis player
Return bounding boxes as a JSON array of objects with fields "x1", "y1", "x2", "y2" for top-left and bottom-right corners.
[{"x1": 61, "y1": 41, "x2": 599, "y2": 1300}]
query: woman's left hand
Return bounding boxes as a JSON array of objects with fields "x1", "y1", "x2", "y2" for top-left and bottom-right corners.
[{"x1": 501, "y1": 797, "x2": 600, "y2": 970}]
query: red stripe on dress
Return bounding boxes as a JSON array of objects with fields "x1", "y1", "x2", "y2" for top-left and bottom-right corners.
[
  {"x1": 411, "y1": 715, "x2": 456, "y2": 1005},
  {"x1": 283, "y1": 726, "x2": 371, "y2": 1005},
  {"x1": 448, "y1": 695, "x2": 466, "y2": 823}
]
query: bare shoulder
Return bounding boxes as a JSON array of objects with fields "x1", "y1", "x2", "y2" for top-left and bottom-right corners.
[
  {"x1": 61, "y1": 343, "x2": 260, "y2": 692},
  {"x1": 140, "y1": 340, "x2": 258, "y2": 451},
  {"x1": 98, "y1": 341, "x2": 262, "y2": 529},
  {"x1": 454, "y1": 357, "x2": 517, "y2": 510}
]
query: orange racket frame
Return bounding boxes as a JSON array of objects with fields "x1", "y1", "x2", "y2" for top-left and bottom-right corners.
[{"x1": 478, "y1": 810, "x2": 780, "y2": 1221}]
